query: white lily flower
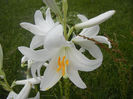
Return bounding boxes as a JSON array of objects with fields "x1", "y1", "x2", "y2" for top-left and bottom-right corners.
[
  {"x1": 18, "y1": 25, "x2": 103, "y2": 91},
  {"x1": 20, "y1": 8, "x2": 59, "y2": 49},
  {"x1": 75, "y1": 10, "x2": 115, "y2": 29},
  {"x1": 72, "y1": 14, "x2": 112, "y2": 54},
  {"x1": 7, "y1": 82, "x2": 32, "y2": 99},
  {"x1": 20, "y1": 8, "x2": 59, "y2": 78}
]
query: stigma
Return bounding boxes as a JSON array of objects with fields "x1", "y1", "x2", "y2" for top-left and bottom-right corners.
[{"x1": 57, "y1": 56, "x2": 69, "y2": 76}]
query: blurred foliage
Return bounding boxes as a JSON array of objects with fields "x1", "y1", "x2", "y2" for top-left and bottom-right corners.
[{"x1": 0, "y1": 0, "x2": 133, "y2": 98}]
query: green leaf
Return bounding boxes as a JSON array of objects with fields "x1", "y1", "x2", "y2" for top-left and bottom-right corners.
[{"x1": 0, "y1": 81, "x2": 12, "y2": 91}]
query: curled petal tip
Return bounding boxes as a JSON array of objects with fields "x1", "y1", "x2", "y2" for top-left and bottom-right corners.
[{"x1": 20, "y1": 22, "x2": 26, "y2": 27}]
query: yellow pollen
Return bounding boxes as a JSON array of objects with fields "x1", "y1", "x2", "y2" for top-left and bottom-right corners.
[
  {"x1": 66, "y1": 60, "x2": 69, "y2": 66},
  {"x1": 57, "y1": 57, "x2": 61, "y2": 72},
  {"x1": 57, "y1": 56, "x2": 69, "y2": 76}
]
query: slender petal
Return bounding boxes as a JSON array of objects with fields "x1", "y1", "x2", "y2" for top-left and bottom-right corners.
[
  {"x1": 21, "y1": 56, "x2": 29, "y2": 64},
  {"x1": 16, "y1": 82, "x2": 32, "y2": 99},
  {"x1": 79, "y1": 25, "x2": 100, "y2": 37},
  {"x1": 40, "y1": 56, "x2": 62, "y2": 91},
  {"x1": 20, "y1": 22, "x2": 46, "y2": 36},
  {"x1": 34, "y1": 10, "x2": 46, "y2": 25},
  {"x1": 75, "y1": 40, "x2": 103, "y2": 59},
  {"x1": 30, "y1": 35, "x2": 44, "y2": 49},
  {"x1": 75, "y1": 10, "x2": 115, "y2": 29},
  {"x1": 77, "y1": 14, "x2": 88, "y2": 22},
  {"x1": 31, "y1": 62, "x2": 44, "y2": 78},
  {"x1": 46, "y1": 8, "x2": 54, "y2": 26},
  {"x1": 7, "y1": 91, "x2": 17, "y2": 99},
  {"x1": 18, "y1": 47, "x2": 57, "y2": 61},
  {"x1": 16, "y1": 77, "x2": 41, "y2": 85},
  {"x1": 67, "y1": 66, "x2": 86, "y2": 89},
  {"x1": 93, "y1": 36, "x2": 111, "y2": 48},
  {"x1": 68, "y1": 47, "x2": 102, "y2": 72}
]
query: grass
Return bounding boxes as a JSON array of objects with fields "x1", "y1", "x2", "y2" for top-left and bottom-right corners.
[{"x1": 0, "y1": 0, "x2": 133, "y2": 98}]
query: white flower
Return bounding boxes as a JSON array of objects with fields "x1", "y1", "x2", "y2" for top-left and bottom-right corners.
[
  {"x1": 7, "y1": 82, "x2": 32, "y2": 99},
  {"x1": 20, "y1": 8, "x2": 59, "y2": 49},
  {"x1": 20, "y1": 8, "x2": 59, "y2": 78},
  {"x1": 18, "y1": 25, "x2": 103, "y2": 91},
  {"x1": 72, "y1": 14, "x2": 112, "y2": 58},
  {"x1": 74, "y1": 10, "x2": 115, "y2": 29}
]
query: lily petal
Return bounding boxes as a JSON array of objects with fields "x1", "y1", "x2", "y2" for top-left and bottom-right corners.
[
  {"x1": 77, "y1": 40, "x2": 103, "y2": 59},
  {"x1": 18, "y1": 47, "x2": 56, "y2": 61},
  {"x1": 93, "y1": 36, "x2": 111, "y2": 48},
  {"x1": 44, "y1": 25, "x2": 66, "y2": 49},
  {"x1": 21, "y1": 56, "x2": 29, "y2": 64},
  {"x1": 40, "y1": 56, "x2": 62, "y2": 91},
  {"x1": 16, "y1": 82, "x2": 32, "y2": 99},
  {"x1": 46, "y1": 8, "x2": 54, "y2": 26},
  {"x1": 68, "y1": 47, "x2": 102, "y2": 72},
  {"x1": 79, "y1": 25, "x2": 100, "y2": 37},
  {"x1": 16, "y1": 77, "x2": 41, "y2": 85},
  {"x1": 20, "y1": 22, "x2": 46, "y2": 36},
  {"x1": 7, "y1": 91, "x2": 17, "y2": 99},
  {"x1": 31, "y1": 62, "x2": 44, "y2": 78},
  {"x1": 34, "y1": 10, "x2": 46, "y2": 25},
  {"x1": 77, "y1": 14, "x2": 88, "y2": 22},
  {"x1": 75, "y1": 10, "x2": 115, "y2": 29},
  {"x1": 30, "y1": 35, "x2": 44, "y2": 49},
  {"x1": 67, "y1": 66, "x2": 86, "y2": 89}
]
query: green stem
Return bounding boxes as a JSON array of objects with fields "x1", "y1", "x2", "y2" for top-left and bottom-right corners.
[
  {"x1": 63, "y1": 0, "x2": 68, "y2": 40},
  {"x1": 59, "y1": 80, "x2": 63, "y2": 98},
  {"x1": 64, "y1": 79, "x2": 70, "y2": 99}
]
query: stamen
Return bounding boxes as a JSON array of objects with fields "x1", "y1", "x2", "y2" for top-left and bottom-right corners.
[
  {"x1": 56, "y1": 56, "x2": 69, "y2": 76},
  {"x1": 66, "y1": 60, "x2": 69, "y2": 66},
  {"x1": 57, "y1": 57, "x2": 61, "y2": 72},
  {"x1": 62, "y1": 56, "x2": 65, "y2": 76}
]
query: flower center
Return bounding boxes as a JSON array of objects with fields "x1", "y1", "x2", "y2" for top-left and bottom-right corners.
[{"x1": 57, "y1": 56, "x2": 69, "y2": 76}]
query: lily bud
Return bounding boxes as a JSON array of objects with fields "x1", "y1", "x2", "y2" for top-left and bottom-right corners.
[
  {"x1": 15, "y1": 77, "x2": 41, "y2": 85},
  {"x1": 75, "y1": 10, "x2": 115, "y2": 29}
]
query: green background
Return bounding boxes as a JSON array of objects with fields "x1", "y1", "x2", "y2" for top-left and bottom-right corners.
[{"x1": 0, "y1": 0, "x2": 133, "y2": 98}]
